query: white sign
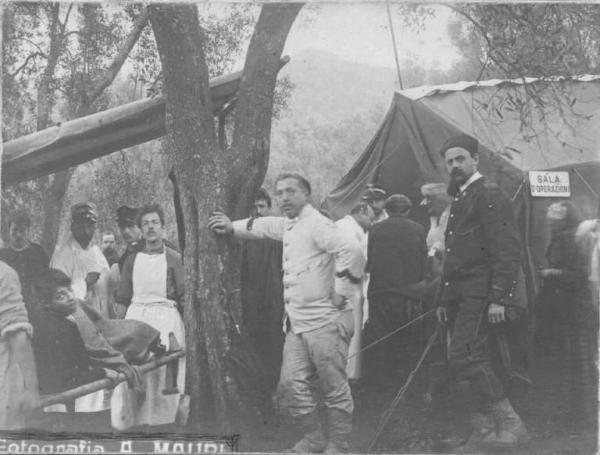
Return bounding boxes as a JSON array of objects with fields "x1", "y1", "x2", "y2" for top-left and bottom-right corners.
[{"x1": 529, "y1": 171, "x2": 571, "y2": 197}]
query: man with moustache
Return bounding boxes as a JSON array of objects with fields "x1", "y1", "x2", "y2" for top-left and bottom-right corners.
[
  {"x1": 436, "y1": 134, "x2": 528, "y2": 450},
  {"x1": 209, "y1": 174, "x2": 363, "y2": 454}
]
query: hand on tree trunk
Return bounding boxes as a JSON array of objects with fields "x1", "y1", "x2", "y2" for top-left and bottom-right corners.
[{"x1": 208, "y1": 212, "x2": 233, "y2": 235}]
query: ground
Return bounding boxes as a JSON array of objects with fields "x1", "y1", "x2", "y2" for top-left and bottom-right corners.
[
  {"x1": 239, "y1": 350, "x2": 598, "y2": 454},
  {"x1": 27, "y1": 349, "x2": 597, "y2": 455}
]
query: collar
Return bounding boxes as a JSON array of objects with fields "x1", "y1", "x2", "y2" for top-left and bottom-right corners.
[
  {"x1": 459, "y1": 171, "x2": 483, "y2": 193},
  {"x1": 67, "y1": 233, "x2": 91, "y2": 251},
  {"x1": 9, "y1": 241, "x2": 31, "y2": 252},
  {"x1": 284, "y1": 203, "x2": 314, "y2": 228},
  {"x1": 143, "y1": 240, "x2": 165, "y2": 255},
  {"x1": 373, "y1": 210, "x2": 389, "y2": 223}
]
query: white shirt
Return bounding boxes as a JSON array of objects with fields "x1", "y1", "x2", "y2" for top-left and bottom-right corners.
[
  {"x1": 459, "y1": 171, "x2": 484, "y2": 193},
  {"x1": 335, "y1": 215, "x2": 367, "y2": 294},
  {"x1": 51, "y1": 234, "x2": 111, "y2": 318},
  {"x1": 373, "y1": 209, "x2": 389, "y2": 224},
  {"x1": 232, "y1": 204, "x2": 363, "y2": 334},
  {"x1": 427, "y1": 206, "x2": 451, "y2": 255}
]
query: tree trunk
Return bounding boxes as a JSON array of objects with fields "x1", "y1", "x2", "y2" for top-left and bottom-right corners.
[
  {"x1": 150, "y1": 2, "x2": 301, "y2": 433},
  {"x1": 38, "y1": 5, "x2": 149, "y2": 254}
]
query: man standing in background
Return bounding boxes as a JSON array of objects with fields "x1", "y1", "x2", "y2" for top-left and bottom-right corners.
[
  {"x1": 364, "y1": 194, "x2": 427, "y2": 388},
  {"x1": 0, "y1": 211, "x2": 49, "y2": 313},
  {"x1": 335, "y1": 203, "x2": 373, "y2": 382}
]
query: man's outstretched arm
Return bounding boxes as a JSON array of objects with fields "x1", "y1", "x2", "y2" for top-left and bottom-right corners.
[{"x1": 209, "y1": 211, "x2": 285, "y2": 241}]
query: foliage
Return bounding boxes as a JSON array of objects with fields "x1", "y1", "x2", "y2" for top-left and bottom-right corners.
[
  {"x1": 267, "y1": 107, "x2": 386, "y2": 206},
  {"x1": 131, "y1": 4, "x2": 255, "y2": 97},
  {"x1": 399, "y1": 3, "x2": 600, "y2": 151}
]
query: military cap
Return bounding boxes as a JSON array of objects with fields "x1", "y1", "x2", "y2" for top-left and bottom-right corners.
[
  {"x1": 439, "y1": 133, "x2": 478, "y2": 158},
  {"x1": 362, "y1": 184, "x2": 388, "y2": 201}
]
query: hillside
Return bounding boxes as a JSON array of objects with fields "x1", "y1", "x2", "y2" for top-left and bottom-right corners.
[{"x1": 277, "y1": 49, "x2": 398, "y2": 126}]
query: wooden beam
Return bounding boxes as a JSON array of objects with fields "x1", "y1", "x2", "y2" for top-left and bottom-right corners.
[
  {"x1": 2, "y1": 70, "x2": 243, "y2": 186},
  {"x1": 40, "y1": 350, "x2": 186, "y2": 408}
]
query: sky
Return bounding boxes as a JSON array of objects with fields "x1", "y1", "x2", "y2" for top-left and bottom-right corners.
[
  {"x1": 284, "y1": 3, "x2": 461, "y2": 71},
  {"x1": 199, "y1": 2, "x2": 462, "y2": 72}
]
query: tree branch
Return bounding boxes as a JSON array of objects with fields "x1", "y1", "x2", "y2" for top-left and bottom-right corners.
[
  {"x1": 230, "y1": 3, "x2": 303, "y2": 217},
  {"x1": 9, "y1": 52, "x2": 45, "y2": 77},
  {"x1": 16, "y1": 37, "x2": 47, "y2": 57},
  {"x1": 58, "y1": 3, "x2": 74, "y2": 33},
  {"x1": 84, "y1": 7, "x2": 150, "y2": 111}
]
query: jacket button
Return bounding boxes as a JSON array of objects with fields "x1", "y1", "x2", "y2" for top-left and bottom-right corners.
[
  {"x1": 450, "y1": 214, "x2": 454, "y2": 218},
  {"x1": 509, "y1": 293, "x2": 513, "y2": 297},
  {"x1": 448, "y1": 231, "x2": 453, "y2": 235},
  {"x1": 444, "y1": 281, "x2": 450, "y2": 286},
  {"x1": 446, "y1": 248, "x2": 451, "y2": 253}
]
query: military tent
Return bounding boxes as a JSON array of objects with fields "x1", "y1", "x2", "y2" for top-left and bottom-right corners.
[{"x1": 323, "y1": 76, "x2": 600, "y2": 297}]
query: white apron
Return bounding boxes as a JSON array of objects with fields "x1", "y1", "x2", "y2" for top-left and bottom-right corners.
[{"x1": 110, "y1": 252, "x2": 186, "y2": 430}]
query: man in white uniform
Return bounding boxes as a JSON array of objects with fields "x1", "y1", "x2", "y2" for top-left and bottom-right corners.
[
  {"x1": 50, "y1": 202, "x2": 112, "y2": 413},
  {"x1": 209, "y1": 173, "x2": 363, "y2": 454},
  {"x1": 335, "y1": 203, "x2": 373, "y2": 381}
]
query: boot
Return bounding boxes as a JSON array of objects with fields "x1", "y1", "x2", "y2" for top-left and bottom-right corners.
[
  {"x1": 284, "y1": 411, "x2": 327, "y2": 453},
  {"x1": 457, "y1": 412, "x2": 494, "y2": 453},
  {"x1": 323, "y1": 408, "x2": 352, "y2": 454},
  {"x1": 479, "y1": 398, "x2": 529, "y2": 449}
]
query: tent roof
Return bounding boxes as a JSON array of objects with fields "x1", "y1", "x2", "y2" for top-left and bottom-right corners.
[
  {"x1": 397, "y1": 75, "x2": 600, "y2": 170},
  {"x1": 323, "y1": 75, "x2": 600, "y2": 220},
  {"x1": 398, "y1": 74, "x2": 600, "y2": 101},
  {"x1": 2, "y1": 69, "x2": 242, "y2": 186}
]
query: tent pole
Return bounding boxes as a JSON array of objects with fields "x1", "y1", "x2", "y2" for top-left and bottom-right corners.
[{"x1": 385, "y1": 0, "x2": 404, "y2": 90}]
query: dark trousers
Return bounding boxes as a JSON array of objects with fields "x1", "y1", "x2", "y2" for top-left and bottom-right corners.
[
  {"x1": 364, "y1": 294, "x2": 415, "y2": 386},
  {"x1": 445, "y1": 296, "x2": 505, "y2": 407}
]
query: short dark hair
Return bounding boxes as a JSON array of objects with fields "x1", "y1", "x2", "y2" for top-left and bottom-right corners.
[
  {"x1": 8, "y1": 211, "x2": 31, "y2": 229},
  {"x1": 255, "y1": 188, "x2": 272, "y2": 208},
  {"x1": 137, "y1": 203, "x2": 165, "y2": 228},
  {"x1": 36, "y1": 268, "x2": 72, "y2": 304},
  {"x1": 350, "y1": 202, "x2": 372, "y2": 216},
  {"x1": 275, "y1": 173, "x2": 312, "y2": 195}
]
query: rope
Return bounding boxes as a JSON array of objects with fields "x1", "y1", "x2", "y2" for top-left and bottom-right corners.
[
  {"x1": 511, "y1": 178, "x2": 525, "y2": 202},
  {"x1": 368, "y1": 328, "x2": 439, "y2": 451},
  {"x1": 572, "y1": 167, "x2": 599, "y2": 199},
  {"x1": 347, "y1": 308, "x2": 435, "y2": 360}
]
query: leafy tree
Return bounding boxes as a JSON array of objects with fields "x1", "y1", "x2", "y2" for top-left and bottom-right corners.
[
  {"x1": 2, "y1": 3, "x2": 148, "y2": 252},
  {"x1": 400, "y1": 4, "x2": 600, "y2": 153}
]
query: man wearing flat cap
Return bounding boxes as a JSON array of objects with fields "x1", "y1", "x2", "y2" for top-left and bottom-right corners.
[
  {"x1": 436, "y1": 133, "x2": 529, "y2": 450},
  {"x1": 364, "y1": 194, "x2": 427, "y2": 388},
  {"x1": 362, "y1": 184, "x2": 389, "y2": 224}
]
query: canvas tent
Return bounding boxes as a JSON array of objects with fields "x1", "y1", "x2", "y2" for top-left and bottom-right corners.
[{"x1": 323, "y1": 76, "x2": 600, "y2": 296}]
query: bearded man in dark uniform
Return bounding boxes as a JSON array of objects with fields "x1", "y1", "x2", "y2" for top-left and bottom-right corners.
[{"x1": 436, "y1": 134, "x2": 529, "y2": 451}]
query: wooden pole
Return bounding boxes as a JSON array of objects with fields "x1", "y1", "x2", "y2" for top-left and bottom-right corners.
[
  {"x1": 40, "y1": 350, "x2": 185, "y2": 408},
  {"x1": 385, "y1": 0, "x2": 404, "y2": 90}
]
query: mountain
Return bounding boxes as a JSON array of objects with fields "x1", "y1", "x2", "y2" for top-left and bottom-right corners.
[{"x1": 276, "y1": 49, "x2": 399, "y2": 126}]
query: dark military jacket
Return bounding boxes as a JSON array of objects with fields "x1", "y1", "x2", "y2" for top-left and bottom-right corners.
[{"x1": 440, "y1": 176, "x2": 525, "y2": 308}]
